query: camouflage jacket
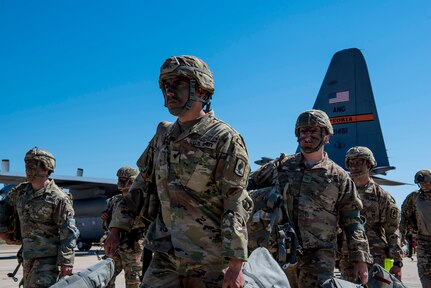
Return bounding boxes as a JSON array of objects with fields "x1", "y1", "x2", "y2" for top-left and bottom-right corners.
[
  {"x1": 342, "y1": 180, "x2": 403, "y2": 261},
  {"x1": 110, "y1": 111, "x2": 253, "y2": 263},
  {"x1": 400, "y1": 189, "x2": 431, "y2": 237},
  {"x1": 103, "y1": 194, "x2": 146, "y2": 234},
  {"x1": 8, "y1": 180, "x2": 79, "y2": 266},
  {"x1": 249, "y1": 152, "x2": 372, "y2": 263}
]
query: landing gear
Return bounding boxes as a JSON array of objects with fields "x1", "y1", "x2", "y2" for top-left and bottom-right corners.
[{"x1": 77, "y1": 240, "x2": 92, "y2": 251}]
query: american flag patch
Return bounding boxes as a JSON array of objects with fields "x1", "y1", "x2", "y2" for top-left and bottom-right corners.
[{"x1": 328, "y1": 91, "x2": 349, "y2": 104}]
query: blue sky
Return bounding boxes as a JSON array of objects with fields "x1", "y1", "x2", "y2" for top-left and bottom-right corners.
[{"x1": 1, "y1": 0, "x2": 430, "y2": 206}]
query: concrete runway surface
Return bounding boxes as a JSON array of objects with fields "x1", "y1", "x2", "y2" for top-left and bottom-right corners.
[{"x1": 0, "y1": 244, "x2": 422, "y2": 287}]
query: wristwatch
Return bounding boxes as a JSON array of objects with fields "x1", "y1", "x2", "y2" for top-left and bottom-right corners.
[{"x1": 393, "y1": 261, "x2": 403, "y2": 268}]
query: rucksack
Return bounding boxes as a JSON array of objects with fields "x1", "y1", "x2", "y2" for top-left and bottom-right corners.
[
  {"x1": 243, "y1": 247, "x2": 291, "y2": 288},
  {"x1": 247, "y1": 156, "x2": 299, "y2": 269}
]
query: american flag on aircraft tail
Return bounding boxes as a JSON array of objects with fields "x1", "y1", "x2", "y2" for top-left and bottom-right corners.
[{"x1": 328, "y1": 91, "x2": 349, "y2": 104}]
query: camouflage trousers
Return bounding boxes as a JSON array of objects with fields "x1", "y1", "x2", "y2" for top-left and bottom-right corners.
[
  {"x1": 22, "y1": 256, "x2": 59, "y2": 288},
  {"x1": 107, "y1": 240, "x2": 143, "y2": 288},
  {"x1": 417, "y1": 237, "x2": 431, "y2": 287},
  {"x1": 141, "y1": 251, "x2": 227, "y2": 288},
  {"x1": 286, "y1": 248, "x2": 336, "y2": 288},
  {"x1": 339, "y1": 250, "x2": 384, "y2": 282}
]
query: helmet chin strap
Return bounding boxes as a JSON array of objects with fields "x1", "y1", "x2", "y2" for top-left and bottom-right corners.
[{"x1": 301, "y1": 140, "x2": 324, "y2": 153}]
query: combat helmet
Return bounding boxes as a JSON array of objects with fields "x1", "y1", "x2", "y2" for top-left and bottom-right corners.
[
  {"x1": 116, "y1": 166, "x2": 138, "y2": 180},
  {"x1": 159, "y1": 55, "x2": 214, "y2": 115},
  {"x1": 295, "y1": 109, "x2": 333, "y2": 137},
  {"x1": 24, "y1": 147, "x2": 56, "y2": 172},
  {"x1": 345, "y1": 146, "x2": 377, "y2": 169},
  {"x1": 414, "y1": 169, "x2": 431, "y2": 184}
]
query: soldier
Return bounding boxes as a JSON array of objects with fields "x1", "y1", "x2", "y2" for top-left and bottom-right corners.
[
  {"x1": 101, "y1": 166, "x2": 144, "y2": 288},
  {"x1": 104, "y1": 55, "x2": 253, "y2": 288},
  {"x1": 0, "y1": 147, "x2": 79, "y2": 287},
  {"x1": 400, "y1": 169, "x2": 431, "y2": 287},
  {"x1": 339, "y1": 146, "x2": 403, "y2": 281},
  {"x1": 248, "y1": 110, "x2": 372, "y2": 287}
]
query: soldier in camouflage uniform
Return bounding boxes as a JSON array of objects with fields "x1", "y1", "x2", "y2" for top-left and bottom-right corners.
[
  {"x1": 101, "y1": 166, "x2": 144, "y2": 288},
  {"x1": 105, "y1": 55, "x2": 253, "y2": 288},
  {"x1": 400, "y1": 169, "x2": 431, "y2": 287},
  {"x1": 248, "y1": 110, "x2": 372, "y2": 287},
  {"x1": 0, "y1": 147, "x2": 79, "y2": 288},
  {"x1": 339, "y1": 146, "x2": 403, "y2": 281}
]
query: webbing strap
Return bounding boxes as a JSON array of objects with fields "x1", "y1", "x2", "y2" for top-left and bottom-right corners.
[
  {"x1": 277, "y1": 229, "x2": 287, "y2": 263},
  {"x1": 340, "y1": 210, "x2": 360, "y2": 218},
  {"x1": 344, "y1": 223, "x2": 364, "y2": 234}
]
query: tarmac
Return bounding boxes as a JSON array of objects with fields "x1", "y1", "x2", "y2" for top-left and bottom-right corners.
[{"x1": 0, "y1": 244, "x2": 422, "y2": 287}]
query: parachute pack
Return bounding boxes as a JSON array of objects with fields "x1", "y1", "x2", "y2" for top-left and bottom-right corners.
[
  {"x1": 50, "y1": 259, "x2": 114, "y2": 288},
  {"x1": 247, "y1": 156, "x2": 299, "y2": 269},
  {"x1": 368, "y1": 263, "x2": 407, "y2": 288},
  {"x1": 322, "y1": 263, "x2": 407, "y2": 288},
  {"x1": 322, "y1": 278, "x2": 362, "y2": 288},
  {"x1": 243, "y1": 247, "x2": 291, "y2": 288}
]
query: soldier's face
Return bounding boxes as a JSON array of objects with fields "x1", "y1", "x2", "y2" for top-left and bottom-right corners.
[
  {"x1": 25, "y1": 160, "x2": 48, "y2": 181},
  {"x1": 419, "y1": 181, "x2": 431, "y2": 192},
  {"x1": 117, "y1": 177, "x2": 131, "y2": 194},
  {"x1": 347, "y1": 158, "x2": 369, "y2": 178},
  {"x1": 298, "y1": 126, "x2": 324, "y2": 151},
  {"x1": 162, "y1": 76, "x2": 190, "y2": 116}
]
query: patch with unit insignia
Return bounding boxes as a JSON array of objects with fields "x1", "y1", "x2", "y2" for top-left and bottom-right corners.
[
  {"x1": 390, "y1": 207, "x2": 398, "y2": 219},
  {"x1": 234, "y1": 157, "x2": 246, "y2": 177}
]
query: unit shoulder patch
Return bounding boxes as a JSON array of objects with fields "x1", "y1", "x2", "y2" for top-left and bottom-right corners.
[{"x1": 234, "y1": 157, "x2": 246, "y2": 177}]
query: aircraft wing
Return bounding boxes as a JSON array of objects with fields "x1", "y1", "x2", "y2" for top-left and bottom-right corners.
[
  {"x1": 372, "y1": 175, "x2": 412, "y2": 186},
  {"x1": 372, "y1": 166, "x2": 396, "y2": 176},
  {"x1": 0, "y1": 172, "x2": 26, "y2": 185},
  {"x1": 312, "y1": 48, "x2": 391, "y2": 172},
  {"x1": 0, "y1": 171, "x2": 118, "y2": 198},
  {"x1": 254, "y1": 157, "x2": 274, "y2": 166}
]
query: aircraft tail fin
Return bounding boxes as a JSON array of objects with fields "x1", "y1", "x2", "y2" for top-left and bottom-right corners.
[{"x1": 312, "y1": 48, "x2": 392, "y2": 172}]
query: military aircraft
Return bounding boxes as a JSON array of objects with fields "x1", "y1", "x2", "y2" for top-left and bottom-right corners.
[
  {"x1": 0, "y1": 160, "x2": 118, "y2": 251},
  {"x1": 259, "y1": 48, "x2": 408, "y2": 186}
]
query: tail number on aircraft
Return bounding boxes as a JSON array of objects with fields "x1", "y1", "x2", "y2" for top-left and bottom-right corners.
[{"x1": 334, "y1": 128, "x2": 348, "y2": 135}]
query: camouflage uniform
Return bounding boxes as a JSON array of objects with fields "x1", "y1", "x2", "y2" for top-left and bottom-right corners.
[
  {"x1": 339, "y1": 179, "x2": 402, "y2": 281},
  {"x1": 110, "y1": 56, "x2": 252, "y2": 288},
  {"x1": 400, "y1": 169, "x2": 431, "y2": 287},
  {"x1": 9, "y1": 179, "x2": 79, "y2": 287},
  {"x1": 249, "y1": 152, "x2": 371, "y2": 287},
  {"x1": 104, "y1": 194, "x2": 144, "y2": 288}
]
